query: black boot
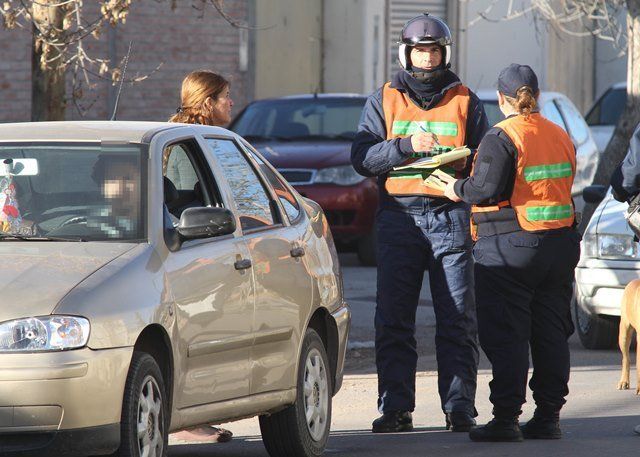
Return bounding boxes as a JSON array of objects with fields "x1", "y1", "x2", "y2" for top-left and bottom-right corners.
[
  {"x1": 521, "y1": 412, "x2": 561, "y2": 439},
  {"x1": 445, "y1": 411, "x2": 476, "y2": 432},
  {"x1": 469, "y1": 417, "x2": 523, "y2": 442},
  {"x1": 372, "y1": 410, "x2": 413, "y2": 433}
]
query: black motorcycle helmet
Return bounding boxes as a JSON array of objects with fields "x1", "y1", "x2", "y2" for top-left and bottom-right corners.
[{"x1": 398, "y1": 13, "x2": 453, "y2": 83}]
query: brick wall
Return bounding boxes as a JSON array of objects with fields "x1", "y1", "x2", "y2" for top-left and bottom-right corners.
[{"x1": 0, "y1": 0, "x2": 252, "y2": 123}]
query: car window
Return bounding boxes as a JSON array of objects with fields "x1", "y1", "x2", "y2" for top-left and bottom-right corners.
[
  {"x1": 599, "y1": 88, "x2": 626, "y2": 125},
  {"x1": 205, "y1": 138, "x2": 277, "y2": 232},
  {"x1": 0, "y1": 143, "x2": 146, "y2": 241},
  {"x1": 555, "y1": 97, "x2": 590, "y2": 146},
  {"x1": 164, "y1": 145, "x2": 198, "y2": 191},
  {"x1": 541, "y1": 101, "x2": 568, "y2": 132},
  {"x1": 162, "y1": 140, "x2": 223, "y2": 223},
  {"x1": 249, "y1": 150, "x2": 301, "y2": 223},
  {"x1": 230, "y1": 97, "x2": 366, "y2": 141}
]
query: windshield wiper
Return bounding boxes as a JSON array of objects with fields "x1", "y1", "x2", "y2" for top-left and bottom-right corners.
[{"x1": 0, "y1": 232, "x2": 86, "y2": 242}]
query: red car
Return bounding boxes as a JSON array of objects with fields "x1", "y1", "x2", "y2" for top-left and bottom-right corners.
[{"x1": 230, "y1": 94, "x2": 378, "y2": 265}]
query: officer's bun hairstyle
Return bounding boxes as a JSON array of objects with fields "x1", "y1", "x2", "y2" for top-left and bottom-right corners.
[
  {"x1": 505, "y1": 86, "x2": 538, "y2": 118},
  {"x1": 169, "y1": 70, "x2": 229, "y2": 126}
]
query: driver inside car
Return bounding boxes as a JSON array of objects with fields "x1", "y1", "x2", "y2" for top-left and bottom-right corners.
[{"x1": 88, "y1": 154, "x2": 142, "y2": 239}]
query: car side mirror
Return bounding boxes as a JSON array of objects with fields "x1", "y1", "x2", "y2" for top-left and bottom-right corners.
[
  {"x1": 177, "y1": 207, "x2": 236, "y2": 240},
  {"x1": 583, "y1": 185, "x2": 608, "y2": 205}
]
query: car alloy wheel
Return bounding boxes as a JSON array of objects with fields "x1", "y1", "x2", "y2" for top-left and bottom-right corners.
[
  {"x1": 259, "y1": 328, "x2": 332, "y2": 457},
  {"x1": 303, "y1": 347, "x2": 329, "y2": 441},
  {"x1": 137, "y1": 375, "x2": 164, "y2": 457},
  {"x1": 115, "y1": 351, "x2": 168, "y2": 457}
]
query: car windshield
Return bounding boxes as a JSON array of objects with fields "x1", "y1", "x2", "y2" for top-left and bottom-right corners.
[
  {"x1": 481, "y1": 100, "x2": 505, "y2": 127},
  {"x1": 231, "y1": 97, "x2": 366, "y2": 141},
  {"x1": 0, "y1": 143, "x2": 146, "y2": 241}
]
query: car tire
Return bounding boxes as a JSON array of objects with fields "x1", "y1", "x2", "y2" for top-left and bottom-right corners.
[
  {"x1": 114, "y1": 351, "x2": 168, "y2": 457},
  {"x1": 574, "y1": 299, "x2": 618, "y2": 350},
  {"x1": 357, "y1": 229, "x2": 377, "y2": 266},
  {"x1": 259, "y1": 328, "x2": 332, "y2": 457}
]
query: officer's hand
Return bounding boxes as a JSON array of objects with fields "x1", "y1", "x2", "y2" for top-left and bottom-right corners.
[
  {"x1": 444, "y1": 179, "x2": 462, "y2": 202},
  {"x1": 450, "y1": 157, "x2": 467, "y2": 171},
  {"x1": 411, "y1": 132, "x2": 439, "y2": 153}
]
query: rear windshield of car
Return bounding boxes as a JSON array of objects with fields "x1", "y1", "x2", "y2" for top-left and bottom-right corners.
[
  {"x1": 481, "y1": 100, "x2": 505, "y2": 127},
  {"x1": 586, "y1": 87, "x2": 626, "y2": 126},
  {"x1": 231, "y1": 97, "x2": 367, "y2": 141},
  {"x1": 0, "y1": 143, "x2": 146, "y2": 241}
]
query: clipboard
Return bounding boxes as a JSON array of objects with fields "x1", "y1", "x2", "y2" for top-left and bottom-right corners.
[{"x1": 394, "y1": 146, "x2": 471, "y2": 171}]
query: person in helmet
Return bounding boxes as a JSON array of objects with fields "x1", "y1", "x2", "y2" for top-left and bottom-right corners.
[{"x1": 351, "y1": 13, "x2": 488, "y2": 433}]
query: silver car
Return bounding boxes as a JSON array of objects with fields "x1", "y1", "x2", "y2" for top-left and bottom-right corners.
[{"x1": 0, "y1": 121, "x2": 350, "y2": 457}]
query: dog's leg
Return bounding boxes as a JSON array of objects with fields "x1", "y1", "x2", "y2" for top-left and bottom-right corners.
[
  {"x1": 636, "y1": 331, "x2": 640, "y2": 395},
  {"x1": 618, "y1": 316, "x2": 632, "y2": 390}
]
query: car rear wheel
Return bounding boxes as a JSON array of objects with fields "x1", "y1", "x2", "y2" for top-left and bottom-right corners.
[
  {"x1": 574, "y1": 299, "x2": 618, "y2": 349},
  {"x1": 357, "y1": 229, "x2": 377, "y2": 266},
  {"x1": 259, "y1": 328, "x2": 332, "y2": 457},
  {"x1": 114, "y1": 351, "x2": 168, "y2": 457}
]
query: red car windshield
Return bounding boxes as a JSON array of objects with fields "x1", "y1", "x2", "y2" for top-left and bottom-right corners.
[{"x1": 231, "y1": 97, "x2": 366, "y2": 141}]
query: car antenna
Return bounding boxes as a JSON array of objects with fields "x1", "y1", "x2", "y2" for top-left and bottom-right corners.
[{"x1": 110, "y1": 41, "x2": 133, "y2": 121}]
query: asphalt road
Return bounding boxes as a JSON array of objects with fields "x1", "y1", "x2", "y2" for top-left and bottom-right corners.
[{"x1": 169, "y1": 254, "x2": 640, "y2": 456}]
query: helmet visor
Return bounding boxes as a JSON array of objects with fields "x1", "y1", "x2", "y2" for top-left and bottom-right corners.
[{"x1": 401, "y1": 17, "x2": 451, "y2": 46}]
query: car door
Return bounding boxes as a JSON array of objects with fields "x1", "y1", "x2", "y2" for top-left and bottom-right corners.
[
  {"x1": 161, "y1": 139, "x2": 255, "y2": 408},
  {"x1": 202, "y1": 136, "x2": 313, "y2": 394}
]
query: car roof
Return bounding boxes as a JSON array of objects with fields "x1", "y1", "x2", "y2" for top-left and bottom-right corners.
[
  {"x1": 611, "y1": 81, "x2": 626, "y2": 90},
  {"x1": 250, "y1": 93, "x2": 367, "y2": 103},
  {"x1": 0, "y1": 121, "x2": 234, "y2": 143},
  {"x1": 476, "y1": 89, "x2": 568, "y2": 105}
]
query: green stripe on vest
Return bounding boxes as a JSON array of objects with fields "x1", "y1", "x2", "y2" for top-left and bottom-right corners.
[
  {"x1": 523, "y1": 163, "x2": 573, "y2": 182},
  {"x1": 392, "y1": 121, "x2": 458, "y2": 137},
  {"x1": 525, "y1": 205, "x2": 573, "y2": 221},
  {"x1": 389, "y1": 168, "x2": 455, "y2": 180}
]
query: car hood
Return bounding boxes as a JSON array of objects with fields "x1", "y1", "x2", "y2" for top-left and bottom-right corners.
[
  {"x1": 252, "y1": 140, "x2": 351, "y2": 169},
  {"x1": 0, "y1": 242, "x2": 137, "y2": 322}
]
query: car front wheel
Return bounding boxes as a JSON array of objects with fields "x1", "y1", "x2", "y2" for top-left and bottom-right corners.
[
  {"x1": 574, "y1": 299, "x2": 618, "y2": 349},
  {"x1": 259, "y1": 328, "x2": 332, "y2": 457},
  {"x1": 114, "y1": 351, "x2": 168, "y2": 457}
]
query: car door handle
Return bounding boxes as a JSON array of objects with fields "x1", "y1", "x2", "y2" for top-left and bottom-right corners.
[
  {"x1": 234, "y1": 258, "x2": 252, "y2": 270},
  {"x1": 290, "y1": 247, "x2": 305, "y2": 258}
]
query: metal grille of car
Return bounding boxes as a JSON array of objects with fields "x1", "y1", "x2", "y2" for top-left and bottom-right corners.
[{"x1": 278, "y1": 169, "x2": 315, "y2": 185}]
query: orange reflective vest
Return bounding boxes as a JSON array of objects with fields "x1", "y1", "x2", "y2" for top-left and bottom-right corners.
[
  {"x1": 382, "y1": 82, "x2": 470, "y2": 197},
  {"x1": 471, "y1": 112, "x2": 575, "y2": 236}
]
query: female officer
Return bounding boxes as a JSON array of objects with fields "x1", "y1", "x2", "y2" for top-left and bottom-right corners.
[
  {"x1": 167, "y1": 70, "x2": 234, "y2": 444},
  {"x1": 444, "y1": 64, "x2": 580, "y2": 442}
]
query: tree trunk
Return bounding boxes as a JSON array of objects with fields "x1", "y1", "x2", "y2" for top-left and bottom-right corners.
[
  {"x1": 579, "y1": 1, "x2": 640, "y2": 232},
  {"x1": 31, "y1": 2, "x2": 66, "y2": 121}
]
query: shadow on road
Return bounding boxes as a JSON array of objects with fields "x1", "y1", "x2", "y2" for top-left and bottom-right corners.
[{"x1": 169, "y1": 416, "x2": 640, "y2": 456}]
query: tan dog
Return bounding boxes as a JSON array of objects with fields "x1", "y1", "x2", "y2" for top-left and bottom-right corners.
[{"x1": 618, "y1": 279, "x2": 640, "y2": 393}]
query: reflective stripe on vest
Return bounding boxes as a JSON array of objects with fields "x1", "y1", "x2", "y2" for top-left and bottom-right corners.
[
  {"x1": 382, "y1": 82, "x2": 470, "y2": 197},
  {"x1": 471, "y1": 112, "x2": 576, "y2": 233}
]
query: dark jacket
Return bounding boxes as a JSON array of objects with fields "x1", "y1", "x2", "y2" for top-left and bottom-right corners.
[
  {"x1": 351, "y1": 70, "x2": 488, "y2": 214},
  {"x1": 611, "y1": 124, "x2": 640, "y2": 202}
]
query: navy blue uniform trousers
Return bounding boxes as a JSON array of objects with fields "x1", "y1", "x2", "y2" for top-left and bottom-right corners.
[
  {"x1": 375, "y1": 204, "x2": 479, "y2": 415},
  {"x1": 473, "y1": 228, "x2": 580, "y2": 416}
]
